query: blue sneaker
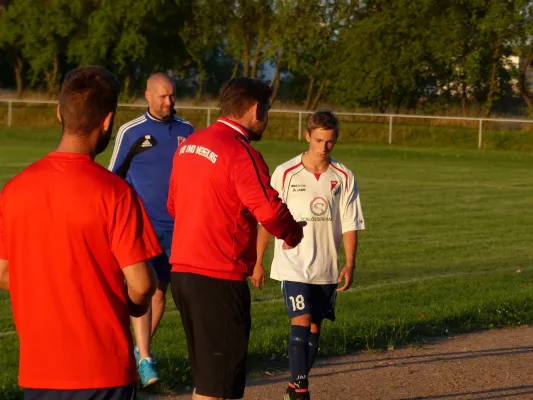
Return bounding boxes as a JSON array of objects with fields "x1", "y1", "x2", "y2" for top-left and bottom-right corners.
[
  {"x1": 138, "y1": 358, "x2": 160, "y2": 387},
  {"x1": 134, "y1": 346, "x2": 140, "y2": 366}
]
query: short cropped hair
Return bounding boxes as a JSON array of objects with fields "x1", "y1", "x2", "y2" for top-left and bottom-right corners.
[
  {"x1": 307, "y1": 111, "x2": 340, "y2": 136},
  {"x1": 220, "y1": 77, "x2": 272, "y2": 118},
  {"x1": 59, "y1": 66, "x2": 120, "y2": 135}
]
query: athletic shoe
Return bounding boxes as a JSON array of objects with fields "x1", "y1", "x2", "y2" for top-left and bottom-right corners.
[
  {"x1": 284, "y1": 384, "x2": 310, "y2": 400},
  {"x1": 284, "y1": 384, "x2": 295, "y2": 400},
  {"x1": 134, "y1": 346, "x2": 140, "y2": 366},
  {"x1": 138, "y1": 358, "x2": 160, "y2": 387},
  {"x1": 134, "y1": 345, "x2": 154, "y2": 366}
]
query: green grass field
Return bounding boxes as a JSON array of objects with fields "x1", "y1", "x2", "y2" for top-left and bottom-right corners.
[{"x1": 1, "y1": 127, "x2": 533, "y2": 397}]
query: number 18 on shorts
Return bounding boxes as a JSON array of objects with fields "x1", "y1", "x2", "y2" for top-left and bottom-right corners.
[{"x1": 281, "y1": 281, "x2": 338, "y2": 322}]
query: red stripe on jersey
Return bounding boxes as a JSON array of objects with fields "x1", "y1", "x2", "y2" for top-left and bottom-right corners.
[
  {"x1": 282, "y1": 162, "x2": 303, "y2": 188},
  {"x1": 330, "y1": 163, "x2": 348, "y2": 191}
]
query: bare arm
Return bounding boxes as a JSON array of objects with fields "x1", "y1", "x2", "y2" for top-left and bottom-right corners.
[
  {"x1": 250, "y1": 226, "x2": 273, "y2": 290},
  {"x1": 0, "y1": 259, "x2": 8, "y2": 291},
  {"x1": 122, "y1": 261, "x2": 158, "y2": 317},
  {"x1": 256, "y1": 225, "x2": 273, "y2": 266},
  {"x1": 337, "y1": 230, "x2": 357, "y2": 292}
]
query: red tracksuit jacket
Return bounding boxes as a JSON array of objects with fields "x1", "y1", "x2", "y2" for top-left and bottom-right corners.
[{"x1": 167, "y1": 117, "x2": 303, "y2": 281}]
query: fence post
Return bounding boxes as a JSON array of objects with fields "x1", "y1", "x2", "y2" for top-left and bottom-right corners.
[
  {"x1": 298, "y1": 112, "x2": 303, "y2": 140},
  {"x1": 206, "y1": 108, "x2": 211, "y2": 127},
  {"x1": 389, "y1": 115, "x2": 393, "y2": 145},
  {"x1": 7, "y1": 101, "x2": 12, "y2": 127},
  {"x1": 478, "y1": 119, "x2": 483, "y2": 149}
]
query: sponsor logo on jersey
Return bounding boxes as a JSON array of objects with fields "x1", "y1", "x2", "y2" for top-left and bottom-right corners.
[
  {"x1": 310, "y1": 196, "x2": 328, "y2": 216},
  {"x1": 291, "y1": 184, "x2": 306, "y2": 192}
]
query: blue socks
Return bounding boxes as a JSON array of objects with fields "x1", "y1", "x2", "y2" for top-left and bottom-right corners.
[
  {"x1": 307, "y1": 332, "x2": 320, "y2": 374},
  {"x1": 289, "y1": 325, "x2": 311, "y2": 389}
]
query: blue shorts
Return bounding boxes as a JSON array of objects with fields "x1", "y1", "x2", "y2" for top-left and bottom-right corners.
[
  {"x1": 281, "y1": 281, "x2": 337, "y2": 323},
  {"x1": 150, "y1": 230, "x2": 172, "y2": 283}
]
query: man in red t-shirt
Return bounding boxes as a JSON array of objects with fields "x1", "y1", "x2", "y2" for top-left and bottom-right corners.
[
  {"x1": 0, "y1": 66, "x2": 160, "y2": 400},
  {"x1": 168, "y1": 77, "x2": 305, "y2": 400}
]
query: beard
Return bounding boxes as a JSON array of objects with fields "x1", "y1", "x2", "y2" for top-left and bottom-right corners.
[
  {"x1": 247, "y1": 119, "x2": 268, "y2": 142},
  {"x1": 95, "y1": 120, "x2": 114, "y2": 155}
]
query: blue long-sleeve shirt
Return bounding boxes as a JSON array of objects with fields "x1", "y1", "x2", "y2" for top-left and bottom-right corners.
[{"x1": 109, "y1": 111, "x2": 194, "y2": 232}]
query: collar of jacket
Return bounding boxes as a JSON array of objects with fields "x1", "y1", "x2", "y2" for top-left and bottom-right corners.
[
  {"x1": 145, "y1": 109, "x2": 175, "y2": 124},
  {"x1": 217, "y1": 117, "x2": 250, "y2": 143}
]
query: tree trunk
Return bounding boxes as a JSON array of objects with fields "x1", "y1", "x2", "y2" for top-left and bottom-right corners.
[
  {"x1": 395, "y1": 92, "x2": 405, "y2": 114},
  {"x1": 15, "y1": 58, "x2": 23, "y2": 98},
  {"x1": 304, "y1": 78, "x2": 316, "y2": 110},
  {"x1": 123, "y1": 74, "x2": 131, "y2": 100},
  {"x1": 270, "y1": 53, "x2": 283, "y2": 87},
  {"x1": 310, "y1": 79, "x2": 328, "y2": 110},
  {"x1": 44, "y1": 56, "x2": 59, "y2": 95},
  {"x1": 251, "y1": 13, "x2": 266, "y2": 78},
  {"x1": 304, "y1": 58, "x2": 321, "y2": 110},
  {"x1": 196, "y1": 64, "x2": 206, "y2": 102},
  {"x1": 271, "y1": 73, "x2": 281, "y2": 104},
  {"x1": 461, "y1": 77, "x2": 468, "y2": 117},
  {"x1": 485, "y1": 40, "x2": 500, "y2": 117},
  {"x1": 379, "y1": 88, "x2": 391, "y2": 113},
  {"x1": 231, "y1": 61, "x2": 239, "y2": 79},
  {"x1": 270, "y1": 55, "x2": 283, "y2": 104},
  {"x1": 518, "y1": 45, "x2": 533, "y2": 113},
  {"x1": 243, "y1": 35, "x2": 250, "y2": 77}
]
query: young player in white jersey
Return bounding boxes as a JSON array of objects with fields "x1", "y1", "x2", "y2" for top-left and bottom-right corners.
[{"x1": 254, "y1": 111, "x2": 365, "y2": 400}]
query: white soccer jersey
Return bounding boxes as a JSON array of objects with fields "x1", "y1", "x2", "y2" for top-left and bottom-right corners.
[{"x1": 270, "y1": 154, "x2": 365, "y2": 284}]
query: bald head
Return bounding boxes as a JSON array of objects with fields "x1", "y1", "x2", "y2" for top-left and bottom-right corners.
[{"x1": 145, "y1": 73, "x2": 175, "y2": 120}]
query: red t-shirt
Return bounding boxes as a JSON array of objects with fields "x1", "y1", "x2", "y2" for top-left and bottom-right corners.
[{"x1": 0, "y1": 152, "x2": 162, "y2": 389}]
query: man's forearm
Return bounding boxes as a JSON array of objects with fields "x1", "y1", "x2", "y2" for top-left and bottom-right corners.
[
  {"x1": 256, "y1": 226, "x2": 272, "y2": 264},
  {"x1": 0, "y1": 259, "x2": 9, "y2": 291},
  {"x1": 342, "y1": 230, "x2": 358, "y2": 268}
]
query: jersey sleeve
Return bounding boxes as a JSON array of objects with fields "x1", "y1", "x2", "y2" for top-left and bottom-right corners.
[
  {"x1": 0, "y1": 191, "x2": 6, "y2": 260},
  {"x1": 109, "y1": 186, "x2": 163, "y2": 268},
  {"x1": 341, "y1": 171, "x2": 365, "y2": 233},
  {"x1": 108, "y1": 124, "x2": 131, "y2": 173},
  {"x1": 232, "y1": 141, "x2": 303, "y2": 247}
]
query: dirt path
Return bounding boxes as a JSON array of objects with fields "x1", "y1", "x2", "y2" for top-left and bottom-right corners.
[{"x1": 144, "y1": 325, "x2": 533, "y2": 400}]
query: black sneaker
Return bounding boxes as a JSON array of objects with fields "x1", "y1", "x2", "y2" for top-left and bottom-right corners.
[
  {"x1": 284, "y1": 384, "x2": 295, "y2": 400},
  {"x1": 292, "y1": 379, "x2": 310, "y2": 400}
]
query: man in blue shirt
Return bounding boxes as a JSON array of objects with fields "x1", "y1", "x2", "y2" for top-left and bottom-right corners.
[{"x1": 109, "y1": 73, "x2": 194, "y2": 387}]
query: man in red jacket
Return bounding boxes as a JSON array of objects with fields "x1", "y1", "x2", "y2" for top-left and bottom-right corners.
[{"x1": 168, "y1": 77, "x2": 304, "y2": 400}]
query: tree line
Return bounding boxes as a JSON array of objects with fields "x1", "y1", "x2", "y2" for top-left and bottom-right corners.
[{"x1": 2, "y1": 0, "x2": 533, "y2": 116}]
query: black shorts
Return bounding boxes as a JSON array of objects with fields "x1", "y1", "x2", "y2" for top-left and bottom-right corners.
[
  {"x1": 24, "y1": 385, "x2": 136, "y2": 399},
  {"x1": 171, "y1": 272, "x2": 251, "y2": 399}
]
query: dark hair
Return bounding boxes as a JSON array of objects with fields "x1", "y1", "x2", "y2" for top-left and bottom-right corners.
[
  {"x1": 307, "y1": 111, "x2": 339, "y2": 136},
  {"x1": 59, "y1": 66, "x2": 120, "y2": 135},
  {"x1": 220, "y1": 77, "x2": 272, "y2": 118}
]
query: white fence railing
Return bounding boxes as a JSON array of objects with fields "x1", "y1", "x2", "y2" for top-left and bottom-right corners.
[{"x1": 2, "y1": 99, "x2": 533, "y2": 148}]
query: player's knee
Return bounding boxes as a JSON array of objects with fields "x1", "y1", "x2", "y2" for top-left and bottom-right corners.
[{"x1": 291, "y1": 314, "x2": 312, "y2": 327}]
